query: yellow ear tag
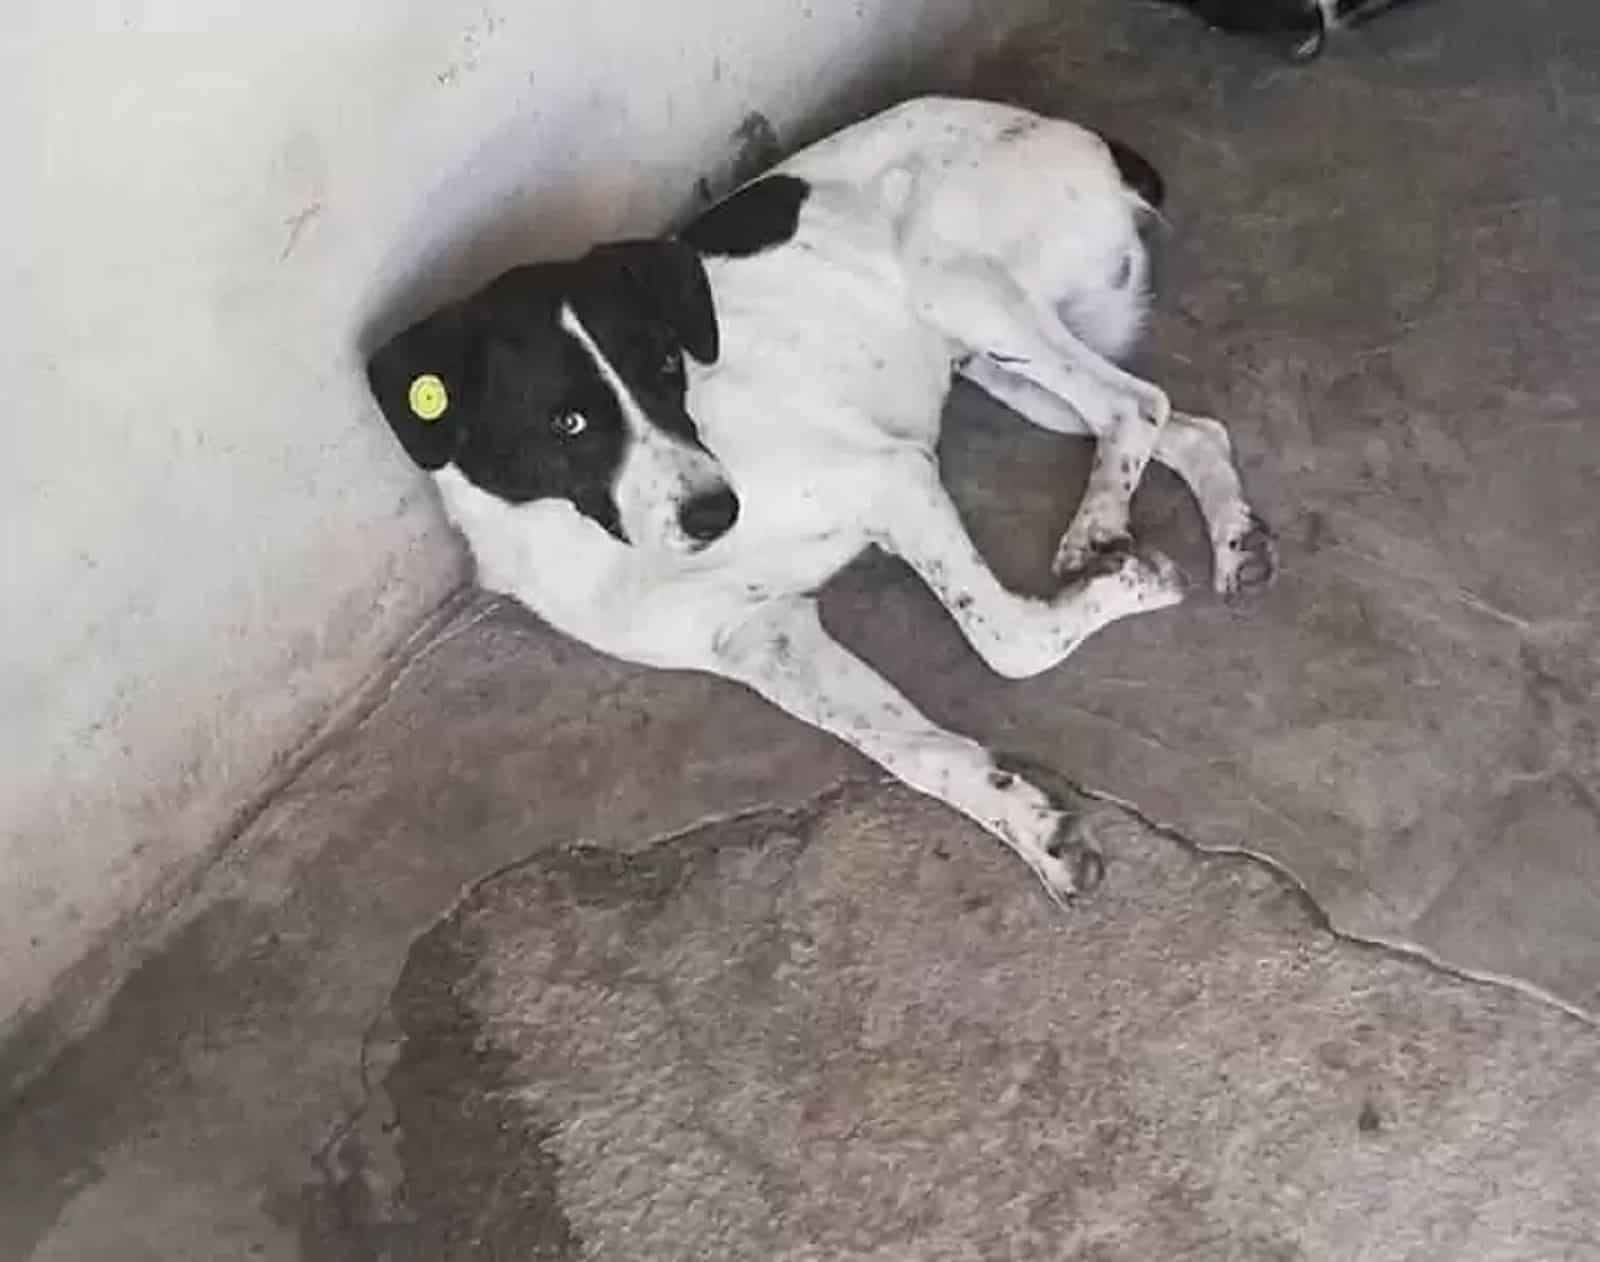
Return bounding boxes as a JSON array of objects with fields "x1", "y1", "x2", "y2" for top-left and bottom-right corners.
[{"x1": 408, "y1": 373, "x2": 449, "y2": 422}]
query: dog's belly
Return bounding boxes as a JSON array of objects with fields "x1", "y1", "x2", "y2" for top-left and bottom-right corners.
[
  {"x1": 697, "y1": 184, "x2": 956, "y2": 447},
  {"x1": 688, "y1": 359, "x2": 946, "y2": 579}
]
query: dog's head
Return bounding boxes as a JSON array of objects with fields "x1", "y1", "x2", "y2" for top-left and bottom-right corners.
[{"x1": 366, "y1": 240, "x2": 739, "y2": 553}]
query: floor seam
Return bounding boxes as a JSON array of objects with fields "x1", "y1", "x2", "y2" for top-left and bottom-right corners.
[{"x1": 1080, "y1": 782, "x2": 1600, "y2": 1032}]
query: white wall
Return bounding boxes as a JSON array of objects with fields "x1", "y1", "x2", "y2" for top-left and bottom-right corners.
[{"x1": 1, "y1": 0, "x2": 993, "y2": 1047}]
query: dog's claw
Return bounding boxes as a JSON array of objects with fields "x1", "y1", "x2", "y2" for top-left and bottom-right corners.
[
  {"x1": 1047, "y1": 827, "x2": 1106, "y2": 897},
  {"x1": 1055, "y1": 533, "x2": 1135, "y2": 582},
  {"x1": 1215, "y1": 511, "x2": 1279, "y2": 601},
  {"x1": 1037, "y1": 819, "x2": 1106, "y2": 906},
  {"x1": 995, "y1": 752, "x2": 1110, "y2": 905}
]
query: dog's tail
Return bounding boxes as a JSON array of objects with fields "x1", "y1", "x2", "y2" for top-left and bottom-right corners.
[{"x1": 1101, "y1": 136, "x2": 1166, "y2": 213}]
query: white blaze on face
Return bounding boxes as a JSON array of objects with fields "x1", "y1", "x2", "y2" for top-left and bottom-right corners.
[{"x1": 558, "y1": 305, "x2": 728, "y2": 553}]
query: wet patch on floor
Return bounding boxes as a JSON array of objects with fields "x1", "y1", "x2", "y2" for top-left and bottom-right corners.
[{"x1": 299, "y1": 786, "x2": 1600, "y2": 1260}]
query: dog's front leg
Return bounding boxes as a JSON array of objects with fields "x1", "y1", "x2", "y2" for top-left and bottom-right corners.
[
  {"x1": 714, "y1": 596, "x2": 1107, "y2": 903},
  {"x1": 868, "y1": 452, "x2": 1183, "y2": 680}
]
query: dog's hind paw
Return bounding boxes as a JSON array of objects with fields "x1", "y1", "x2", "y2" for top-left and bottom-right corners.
[{"x1": 1214, "y1": 511, "x2": 1278, "y2": 601}]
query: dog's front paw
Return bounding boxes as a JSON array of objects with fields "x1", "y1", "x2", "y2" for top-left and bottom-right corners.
[
  {"x1": 993, "y1": 753, "x2": 1110, "y2": 906},
  {"x1": 1036, "y1": 815, "x2": 1107, "y2": 904},
  {"x1": 1214, "y1": 510, "x2": 1278, "y2": 601}
]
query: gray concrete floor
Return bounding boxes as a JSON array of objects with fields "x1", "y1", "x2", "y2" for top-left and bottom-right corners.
[{"x1": 6, "y1": 1, "x2": 1600, "y2": 1258}]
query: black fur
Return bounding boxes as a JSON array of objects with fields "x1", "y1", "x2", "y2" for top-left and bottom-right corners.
[
  {"x1": 1102, "y1": 137, "x2": 1166, "y2": 210},
  {"x1": 1175, "y1": 0, "x2": 1321, "y2": 35},
  {"x1": 583, "y1": 240, "x2": 719, "y2": 366},
  {"x1": 365, "y1": 240, "x2": 719, "y2": 541},
  {"x1": 1165, "y1": 0, "x2": 1324, "y2": 58},
  {"x1": 680, "y1": 174, "x2": 811, "y2": 259},
  {"x1": 1168, "y1": 0, "x2": 1424, "y2": 60}
]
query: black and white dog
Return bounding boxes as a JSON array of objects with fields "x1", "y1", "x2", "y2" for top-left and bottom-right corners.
[
  {"x1": 367, "y1": 98, "x2": 1275, "y2": 905},
  {"x1": 1169, "y1": 0, "x2": 1424, "y2": 59}
]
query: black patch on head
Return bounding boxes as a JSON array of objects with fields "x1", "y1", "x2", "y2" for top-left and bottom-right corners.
[
  {"x1": 364, "y1": 300, "x2": 482, "y2": 474},
  {"x1": 365, "y1": 240, "x2": 720, "y2": 543},
  {"x1": 1102, "y1": 136, "x2": 1166, "y2": 210},
  {"x1": 679, "y1": 175, "x2": 810, "y2": 259},
  {"x1": 579, "y1": 239, "x2": 719, "y2": 366}
]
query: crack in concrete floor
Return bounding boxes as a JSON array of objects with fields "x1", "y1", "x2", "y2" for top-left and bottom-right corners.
[{"x1": 1085, "y1": 783, "x2": 1600, "y2": 1031}]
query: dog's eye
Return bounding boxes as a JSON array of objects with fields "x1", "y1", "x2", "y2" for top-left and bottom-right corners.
[
  {"x1": 660, "y1": 349, "x2": 682, "y2": 378},
  {"x1": 551, "y1": 411, "x2": 587, "y2": 438}
]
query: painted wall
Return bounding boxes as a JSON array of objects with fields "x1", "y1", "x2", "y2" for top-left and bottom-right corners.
[{"x1": 1, "y1": 0, "x2": 995, "y2": 1052}]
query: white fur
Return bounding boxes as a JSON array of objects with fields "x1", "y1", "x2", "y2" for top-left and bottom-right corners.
[
  {"x1": 558, "y1": 305, "x2": 726, "y2": 555},
  {"x1": 433, "y1": 97, "x2": 1272, "y2": 901}
]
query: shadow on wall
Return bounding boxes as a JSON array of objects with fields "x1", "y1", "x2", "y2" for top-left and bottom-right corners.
[
  {"x1": 358, "y1": 108, "x2": 781, "y2": 358},
  {"x1": 357, "y1": 4, "x2": 1042, "y2": 360}
]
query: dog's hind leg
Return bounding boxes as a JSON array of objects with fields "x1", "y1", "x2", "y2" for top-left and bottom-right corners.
[
  {"x1": 958, "y1": 358, "x2": 1278, "y2": 599},
  {"x1": 714, "y1": 596, "x2": 1111, "y2": 903},
  {"x1": 866, "y1": 452, "x2": 1183, "y2": 680},
  {"x1": 911, "y1": 259, "x2": 1173, "y2": 584}
]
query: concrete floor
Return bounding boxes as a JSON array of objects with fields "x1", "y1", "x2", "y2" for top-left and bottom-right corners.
[{"x1": 6, "y1": 1, "x2": 1600, "y2": 1258}]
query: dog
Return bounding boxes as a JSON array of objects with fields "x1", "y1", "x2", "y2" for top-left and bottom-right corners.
[
  {"x1": 1168, "y1": 0, "x2": 1424, "y2": 59},
  {"x1": 366, "y1": 97, "x2": 1275, "y2": 905}
]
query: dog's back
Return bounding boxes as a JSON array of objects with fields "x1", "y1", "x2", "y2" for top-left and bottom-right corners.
[
  {"x1": 763, "y1": 98, "x2": 1156, "y2": 361},
  {"x1": 681, "y1": 98, "x2": 1159, "y2": 471}
]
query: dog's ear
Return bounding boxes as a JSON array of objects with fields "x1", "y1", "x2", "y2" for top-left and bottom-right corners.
[
  {"x1": 364, "y1": 305, "x2": 478, "y2": 471},
  {"x1": 589, "y1": 240, "x2": 720, "y2": 365}
]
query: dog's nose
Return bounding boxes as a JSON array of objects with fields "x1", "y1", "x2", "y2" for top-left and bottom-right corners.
[{"x1": 679, "y1": 486, "x2": 740, "y2": 543}]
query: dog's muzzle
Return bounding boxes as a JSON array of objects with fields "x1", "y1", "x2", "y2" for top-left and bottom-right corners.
[{"x1": 679, "y1": 485, "x2": 740, "y2": 544}]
